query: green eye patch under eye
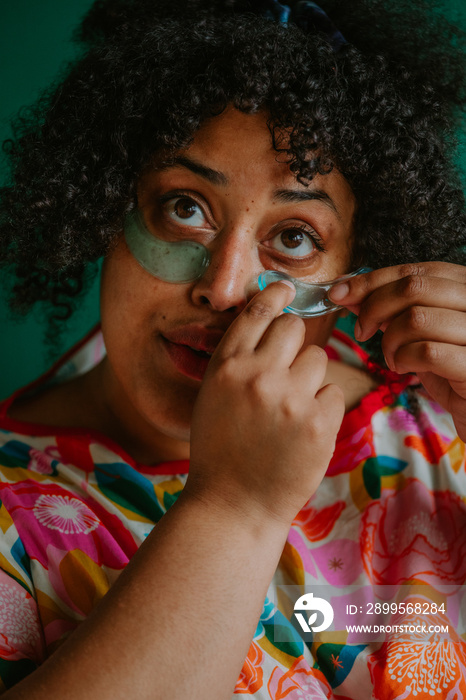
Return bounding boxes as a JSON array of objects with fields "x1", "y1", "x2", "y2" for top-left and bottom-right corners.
[{"x1": 124, "y1": 209, "x2": 211, "y2": 283}]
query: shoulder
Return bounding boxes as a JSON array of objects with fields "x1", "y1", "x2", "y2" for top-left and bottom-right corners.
[
  {"x1": 6, "y1": 374, "x2": 89, "y2": 428},
  {"x1": 0, "y1": 323, "x2": 106, "y2": 431}
]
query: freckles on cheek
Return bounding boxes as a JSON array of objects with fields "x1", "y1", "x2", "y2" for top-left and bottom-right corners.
[
  {"x1": 101, "y1": 242, "x2": 186, "y2": 331},
  {"x1": 104, "y1": 262, "x2": 150, "y2": 312}
]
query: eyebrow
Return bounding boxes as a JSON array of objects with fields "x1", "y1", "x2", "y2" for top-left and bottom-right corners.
[
  {"x1": 161, "y1": 155, "x2": 229, "y2": 186},
  {"x1": 273, "y1": 188, "x2": 340, "y2": 218},
  {"x1": 159, "y1": 155, "x2": 340, "y2": 218}
]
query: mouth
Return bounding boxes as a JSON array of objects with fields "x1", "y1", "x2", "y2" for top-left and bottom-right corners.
[
  {"x1": 161, "y1": 338, "x2": 213, "y2": 381},
  {"x1": 185, "y1": 346, "x2": 214, "y2": 359},
  {"x1": 161, "y1": 327, "x2": 224, "y2": 381}
]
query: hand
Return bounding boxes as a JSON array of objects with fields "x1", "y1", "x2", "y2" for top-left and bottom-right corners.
[
  {"x1": 186, "y1": 281, "x2": 345, "y2": 527},
  {"x1": 328, "y1": 262, "x2": 466, "y2": 441}
]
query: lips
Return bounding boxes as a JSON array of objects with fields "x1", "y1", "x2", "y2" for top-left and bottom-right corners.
[{"x1": 161, "y1": 326, "x2": 225, "y2": 381}]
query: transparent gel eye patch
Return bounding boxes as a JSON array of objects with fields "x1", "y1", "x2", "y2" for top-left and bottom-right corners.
[
  {"x1": 124, "y1": 208, "x2": 370, "y2": 317},
  {"x1": 257, "y1": 268, "x2": 371, "y2": 317},
  {"x1": 124, "y1": 209, "x2": 211, "y2": 283}
]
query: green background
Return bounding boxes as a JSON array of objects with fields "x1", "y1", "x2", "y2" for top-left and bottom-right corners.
[
  {"x1": 1, "y1": 0, "x2": 465, "y2": 399},
  {"x1": 0, "y1": 0, "x2": 97, "y2": 400}
]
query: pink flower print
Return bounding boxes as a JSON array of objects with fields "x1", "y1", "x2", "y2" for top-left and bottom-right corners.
[
  {"x1": 28, "y1": 446, "x2": 61, "y2": 475},
  {"x1": 361, "y1": 479, "x2": 466, "y2": 588},
  {"x1": 310, "y1": 538, "x2": 363, "y2": 585},
  {"x1": 0, "y1": 482, "x2": 137, "y2": 571},
  {"x1": 387, "y1": 406, "x2": 422, "y2": 435},
  {"x1": 0, "y1": 570, "x2": 45, "y2": 664},
  {"x1": 388, "y1": 404, "x2": 450, "y2": 449},
  {"x1": 327, "y1": 425, "x2": 374, "y2": 476},
  {"x1": 33, "y1": 494, "x2": 100, "y2": 535}
]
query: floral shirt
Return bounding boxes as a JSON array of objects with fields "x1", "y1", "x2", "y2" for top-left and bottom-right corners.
[{"x1": 0, "y1": 325, "x2": 464, "y2": 699}]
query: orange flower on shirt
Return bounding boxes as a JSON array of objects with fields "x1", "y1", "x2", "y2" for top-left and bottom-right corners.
[
  {"x1": 267, "y1": 657, "x2": 332, "y2": 699},
  {"x1": 368, "y1": 603, "x2": 466, "y2": 699},
  {"x1": 234, "y1": 641, "x2": 264, "y2": 694},
  {"x1": 292, "y1": 501, "x2": 345, "y2": 542}
]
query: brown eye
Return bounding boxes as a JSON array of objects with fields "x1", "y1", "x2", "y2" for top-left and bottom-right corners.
[
  {"x1": 165, "y1": 196, "x2": 207, "y2": 227},
  {"x1": 269, "y1": 225, "x2": 317, "y2": 259},
  {"x1": 174, "y1": 198, "x2": 199, "y2": 219},
  {"x1": 281, "y1": 229, "x2": 305, "y2": 249}
]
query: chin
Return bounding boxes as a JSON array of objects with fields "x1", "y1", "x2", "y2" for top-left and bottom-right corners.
[{"x1": 141, "y1": 391, "x2": 194, "y2": 441}]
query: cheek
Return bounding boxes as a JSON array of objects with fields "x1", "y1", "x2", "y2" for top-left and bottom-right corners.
[
  {"x1": 100, "y1": 242, "x2": 171, "y2": 331},
  {"x1": 326, "y1": 236, "x2": 354, "y2": 278},
  {"x1": 302, "y1": 313, "x2": 339, "y2": 349}
]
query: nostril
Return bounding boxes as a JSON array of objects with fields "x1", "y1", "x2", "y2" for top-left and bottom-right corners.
[{"x1": 199, "y1": 294, "x2": 237, "y2": 313}]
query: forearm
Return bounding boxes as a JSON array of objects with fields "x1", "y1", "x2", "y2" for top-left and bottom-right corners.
[{"x1": 5, "y1": 491, "x2": 290, "y2": 700}]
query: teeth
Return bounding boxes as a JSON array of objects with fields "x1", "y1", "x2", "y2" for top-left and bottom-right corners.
[{"x1": 188, "y1": 346, "x2": 213, "y2": 357}]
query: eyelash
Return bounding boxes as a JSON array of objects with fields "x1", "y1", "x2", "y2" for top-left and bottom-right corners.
[
  {"x1": 157, "y1": 190, "x2": 327, "y2": 259},
  {"x1": 159, "y1": 190, "x2": 210, "y2": 223},
  {"x1": 277, "y1": 223, "x2": 326, "y2": 253}
]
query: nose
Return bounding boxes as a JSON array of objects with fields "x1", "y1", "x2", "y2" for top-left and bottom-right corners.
[{"x1": 191, "y1": 228, "x2": 259, "y2": 313}]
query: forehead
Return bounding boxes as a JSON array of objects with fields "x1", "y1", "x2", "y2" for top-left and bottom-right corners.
[
  {"x1": 181, "y1": 108, "x2": 294, "y2": 183},
  {"x1": 150, "y1": 107, "x2": 356, "y2": 217}
]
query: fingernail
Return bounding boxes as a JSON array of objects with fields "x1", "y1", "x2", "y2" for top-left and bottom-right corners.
[
  {"x1": 277, "y1": 280, "x2": 296, "y2": 293},
  {"x1": 329, "y1": 282, "x2": 349, "y2": 301},
  {"x1": 383, "y1": 353, "x2": 394, "y2": 371}
]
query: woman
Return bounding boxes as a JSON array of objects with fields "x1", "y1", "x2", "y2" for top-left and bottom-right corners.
[{"x1": 0, "y1": 0, "x2": 465, "y2": 697}]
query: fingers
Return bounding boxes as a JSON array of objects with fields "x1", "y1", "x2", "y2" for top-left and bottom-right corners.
[
  {"x1": 357, "y1": 277, "x2": 466, "y2": 342},
  {"x1": 329, "y1": 262, "x2": 466, "y2": 304},
  {"x1": 289, "y1": 344, "x2": 330, "y2": 392},
  {"x1": 256, "y1": 312, "x2": 306, "y2": 368},
  {"x1": 217, "y1": 281, "x2": 296, "y2": 358},
  {"x1": 416, "y1": 372, "x2": 466, "y2": 437},
  {"x1": 391, "y1": 341, "x2": 466, "y2": 383},
  {"x1": 382, "y1": 307, "x2": 466, "y2": 372},
  {"x1": 315, "y1": 382, "x2": 346, "y2": 427},
  {"x1": 328, "y1": 263, "x2": 466, "y2": 342}
]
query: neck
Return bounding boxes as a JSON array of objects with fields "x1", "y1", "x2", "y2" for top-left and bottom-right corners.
[{"x1": 83, "y1": 359, "x2": 191, "y2": 465}]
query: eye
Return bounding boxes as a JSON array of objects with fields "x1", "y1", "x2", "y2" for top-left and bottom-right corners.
[
  {"x1": 270, "y1": 225, "x2": 321, "y2": 258},
  {"x1": 164, "y1": 196, "x2": 208, "y2": 228}
]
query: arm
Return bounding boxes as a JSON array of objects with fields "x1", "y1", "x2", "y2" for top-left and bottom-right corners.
[
  {"x1": 4, "y1": 281, "x2": 344, "y2": 700},
  {"x1": 6, "y1": 492, "x2": 289, "y2": 700}
]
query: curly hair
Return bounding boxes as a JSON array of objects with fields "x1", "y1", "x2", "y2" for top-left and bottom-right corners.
[{"x1": 1, "y1": 0, "x2": 465, "y2": 362}]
